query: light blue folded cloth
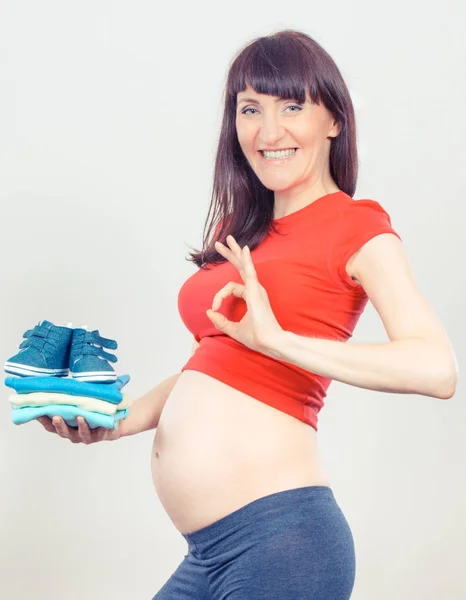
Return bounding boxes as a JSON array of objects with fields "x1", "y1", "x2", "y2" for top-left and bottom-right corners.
[
  {"x1": 5, "y1": 374, "x2": 130, "y2": 404},
  {"x1": 10, "y1": 404, "x2": 129, "y2": 429}
]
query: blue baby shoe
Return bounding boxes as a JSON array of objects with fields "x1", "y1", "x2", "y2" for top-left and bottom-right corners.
[
  {"x1": 69, "y1": 327, "x2": 118, "y2": 383},
  {"x1": 4, "y1": 320, "x2": 73, "y2": 377}
]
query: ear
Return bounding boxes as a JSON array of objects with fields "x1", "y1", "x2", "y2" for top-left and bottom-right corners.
[{"x1": 329, "y1": 119, "x2": 341, "y2": 138}]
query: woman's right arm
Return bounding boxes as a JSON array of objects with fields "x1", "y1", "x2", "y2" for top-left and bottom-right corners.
[
  {"x1": 120, "y1": 372, "x2": 181, "y2": 436},
  {"x1": 36, "y1": 337, "x2": 200, "y2": 443}
]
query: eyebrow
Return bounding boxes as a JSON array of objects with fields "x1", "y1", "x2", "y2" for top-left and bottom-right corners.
[{"x1": 237, "y1": 97, "x2": 288, "y2": 107}]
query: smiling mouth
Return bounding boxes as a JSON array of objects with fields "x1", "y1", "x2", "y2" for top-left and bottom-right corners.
[{"x1": 259, "y1": 148, "x2": 298, "y2": 160}]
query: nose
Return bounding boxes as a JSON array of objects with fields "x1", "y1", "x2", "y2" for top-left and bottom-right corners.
[{"x1": 258, "y1": 114, "x2": 285, "y2": 147}]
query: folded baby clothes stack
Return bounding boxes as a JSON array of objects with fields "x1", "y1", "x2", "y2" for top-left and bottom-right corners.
[
  {"x1": 4, "y1": 321, "x2": 132, "y2": 429},
  {"x1": 6, "y1": 375, "x2": 132, "y2": 429}
]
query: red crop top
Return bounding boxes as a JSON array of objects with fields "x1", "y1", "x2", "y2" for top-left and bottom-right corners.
[{"x1": 177, "y1": 190, "x2": 402, "y2": 431}]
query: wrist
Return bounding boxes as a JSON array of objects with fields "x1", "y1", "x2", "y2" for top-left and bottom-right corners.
[
  {"x1": 262, "y1": 329, "x2": 289, "y2": 360},
  {"x1": 118, "y1": 418, "x2": 131, "y2": 438}
]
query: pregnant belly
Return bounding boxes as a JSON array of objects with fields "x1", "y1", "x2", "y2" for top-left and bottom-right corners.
[{"x1": 151, "y1": 370, "x2": 331, "y2": 534}]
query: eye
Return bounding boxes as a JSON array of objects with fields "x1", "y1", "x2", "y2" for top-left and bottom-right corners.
[
  {"x1": 286, "y1": 105, "x2": 303, "y2": 113},
  {"x1": 241, "y1": 107, "x2": 257, "y2": 115},
  {"x1": 240, "y1": 104, "x2": 302, "y2": 116}
]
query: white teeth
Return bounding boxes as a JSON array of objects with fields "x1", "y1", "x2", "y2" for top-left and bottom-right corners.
[{"x1": 261, "y1": 148, "x2": 296, "y2": 160}]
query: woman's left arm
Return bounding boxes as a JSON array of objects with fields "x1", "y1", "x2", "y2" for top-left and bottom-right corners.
[{"x1": 264, "y1": 234, "x2": 458, "y2": 399}]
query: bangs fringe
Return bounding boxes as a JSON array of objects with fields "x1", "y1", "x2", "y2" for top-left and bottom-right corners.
[{"x1": 227, "y1": 35, "x2": 322, "y2": 105}]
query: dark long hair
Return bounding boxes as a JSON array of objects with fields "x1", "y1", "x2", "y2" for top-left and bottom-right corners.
[{"x1": 186, "y1": 29, "x2": 358, "y2": 269}]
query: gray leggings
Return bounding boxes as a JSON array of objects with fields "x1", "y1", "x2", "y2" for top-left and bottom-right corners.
[{"x1": 153, "y1": 485, "x2": 356, "y2": 599}]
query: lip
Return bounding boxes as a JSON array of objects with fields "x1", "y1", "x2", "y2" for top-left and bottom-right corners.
[{"x1": 258, "y1": 149, "x2": 298, "y2": 164}]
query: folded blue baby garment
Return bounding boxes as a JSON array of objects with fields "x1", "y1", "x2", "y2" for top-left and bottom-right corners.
[
  {"x1": 5, "y1": 374, "x2": 130, "y2": 404},
  {"x1": 10, "y1": 404, "x2": 129, "y2": 429}
]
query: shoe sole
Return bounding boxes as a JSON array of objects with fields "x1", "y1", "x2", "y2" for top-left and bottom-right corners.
[
  {"x1": 70, "y1": 371, "x2": 117, "y2": 383},
  {"x1": 4, "y1": 362, "x2": 69, "y2": 377}
]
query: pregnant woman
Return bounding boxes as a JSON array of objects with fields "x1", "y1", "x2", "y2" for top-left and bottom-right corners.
[{"x1": 37, "y1": 29, "x2": 458, "y2": 599}]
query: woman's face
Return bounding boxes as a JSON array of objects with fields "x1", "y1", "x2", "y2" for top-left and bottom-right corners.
[{"x1": 235, "y1": 84, "x2": 340, "y2": 193}]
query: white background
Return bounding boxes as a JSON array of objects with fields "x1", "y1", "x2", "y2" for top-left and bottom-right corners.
[{"x1": 0, "y1": 1, "x2": 464, "y2": 598}]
